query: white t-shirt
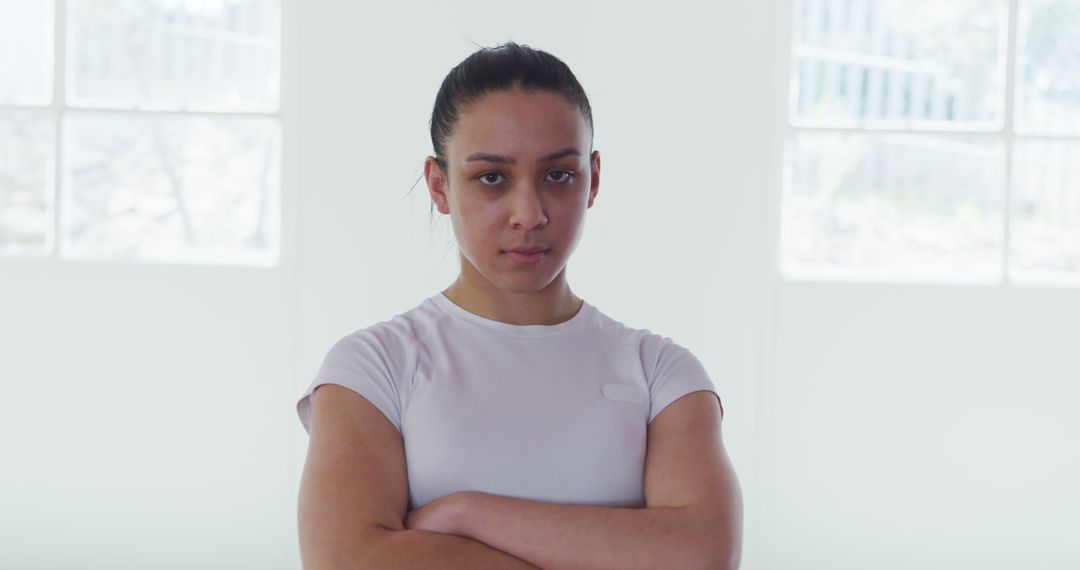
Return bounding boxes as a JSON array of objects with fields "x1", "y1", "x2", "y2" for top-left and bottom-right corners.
[{"x1": 296, "y1": 292, "x2": 723, "y2": 510}]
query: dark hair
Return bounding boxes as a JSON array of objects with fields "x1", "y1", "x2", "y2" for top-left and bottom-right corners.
[
  {"x1": 430, "y1": 41, "x2": 594, "y2": 174},
  {"x1": 409, "y1": 41, "x2": 595, "y2": 222}
]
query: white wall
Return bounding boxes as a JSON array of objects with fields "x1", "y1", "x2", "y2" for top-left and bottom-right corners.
[
  {"x1": 762, "y1": 283, "x2": 1080, "y2": 569},
  {"x1": 2, "y1": 0, "x2": 1075, "y2": 568},
  {"x1": 0, "y1": 262, "x2": 295, "y2": 569}
]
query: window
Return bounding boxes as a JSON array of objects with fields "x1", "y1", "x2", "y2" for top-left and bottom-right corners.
[
  {"x1": 0, "y1": 0, "x2": 282, "y2": 267},
  {"x1": 783, "y1": 0, "x2": 1080, "y2": 286}
]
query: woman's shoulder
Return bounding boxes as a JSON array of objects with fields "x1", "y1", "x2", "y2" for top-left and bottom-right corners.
[
  {"x1": 589, "y1": 305, "x2": 679, "y2": 348},
  {"x1": 323, "y1": 297, "x2": 440, "y2": 359}
]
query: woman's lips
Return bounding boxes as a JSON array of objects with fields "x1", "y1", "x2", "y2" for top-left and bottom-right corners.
[{"x1": 504, "y1": 249, "x2": 548, "y2": 265}]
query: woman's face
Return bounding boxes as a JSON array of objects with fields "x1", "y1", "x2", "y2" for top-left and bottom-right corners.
[{"x1": 426, "y1": 87, "x2": 600, "y2": 296}]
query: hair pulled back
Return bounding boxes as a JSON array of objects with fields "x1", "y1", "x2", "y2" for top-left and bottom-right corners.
[{"x1": 429, "y1": 41, "x2": 595, "y2": 176}]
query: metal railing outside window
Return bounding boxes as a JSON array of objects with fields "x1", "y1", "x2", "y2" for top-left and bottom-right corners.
[
  {"x1": 0, "y1": 0, "x2": 282, "y2": 267},
  {"x1": 783, "y1": 0, "x2": 1080, "y2": 287}
]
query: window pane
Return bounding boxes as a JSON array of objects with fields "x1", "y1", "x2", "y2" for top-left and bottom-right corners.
[
  {"x1": 791, "y1": 0, "x2": 1005, "y2": 127},
  {"x1": 1016, "y1": 0, "x2": 1080, "y2": 135},
  {"x1": 1010, "y1": 138, "x2": 1080, "y2": 284},
  {"x1": 68, "y1": 0, "x2": 280, "y2": 112},
  {"x1": 0, "y1": 0, "x2": 53, "y2": 105},
  {"x1": 60, "y1": 112, "x2": 280, "y2": 266},
  {"x1": 0, "y1": 110, "x2": 54, "y2": 255},
  {"x1": 782, "y1": 131, "x2": 1005, "y2": 283}
]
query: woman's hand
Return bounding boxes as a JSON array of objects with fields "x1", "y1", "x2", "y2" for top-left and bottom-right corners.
[{"x1": 404, "y1": 491, "x2": 473, "y2": 536}]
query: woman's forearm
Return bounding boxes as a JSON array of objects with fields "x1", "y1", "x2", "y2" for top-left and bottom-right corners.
[
  {"x1": 454, "y1": 492, "x2": 715, "y2": 570},
  {"x1": 365, "y1": 526, "x2": 541, "y2": 570}
]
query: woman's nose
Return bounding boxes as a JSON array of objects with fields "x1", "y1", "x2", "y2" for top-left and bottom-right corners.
[{"x1": 508, "y1": 183, "x2": 548, "y2": 229}]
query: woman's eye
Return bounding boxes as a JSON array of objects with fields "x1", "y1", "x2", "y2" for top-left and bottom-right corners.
[
  {"x1": 479, "y1": 173, "x2": 504, "y2": 185},
  {"x1": 476, "y1": 171, "x2": 574, "y2": 186},
  {"x1": 547, "y1": 170, "x2": 574, "y2": 183}
]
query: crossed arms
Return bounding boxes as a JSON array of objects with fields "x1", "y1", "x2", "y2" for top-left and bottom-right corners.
[{"x1": 399, "y1": 390, "x2": 742, "y2": 570}]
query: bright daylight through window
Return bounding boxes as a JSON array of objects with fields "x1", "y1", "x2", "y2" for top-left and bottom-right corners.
[
  {"x1": 783, "y1": 0, "x2": 1080, "y2": 286},
  {"x1": 0, "y1": 0, "x2": 281, "y2": 267}
]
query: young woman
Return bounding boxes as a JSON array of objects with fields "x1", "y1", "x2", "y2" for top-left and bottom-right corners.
[{"x1": 297, "y1": 42, "x2": 742, "y2": 569}]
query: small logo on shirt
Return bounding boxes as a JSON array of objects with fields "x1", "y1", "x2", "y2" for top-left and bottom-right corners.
[{"x1": 602, "y1": 384, "x2": 647, "y2": 404}]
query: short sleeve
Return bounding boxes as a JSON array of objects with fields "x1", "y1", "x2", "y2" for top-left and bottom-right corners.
[
  {"x1": 296, "y1": 320, "x2": 416, "y2": 436},
  {"x1": 642, "y1": 334, "x2": 723, "y2": 424}
]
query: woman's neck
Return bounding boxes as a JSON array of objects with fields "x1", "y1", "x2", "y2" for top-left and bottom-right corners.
[{"x1": 441, "y1": 279, "x2": 583, "y2": 326}]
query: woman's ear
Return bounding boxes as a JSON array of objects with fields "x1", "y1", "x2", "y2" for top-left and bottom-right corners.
[
  {"x1": 425, "y1": 157, "x2": 451, "y2": 215},
  {"x1": 587, "y1": 150, "x2": 600, "y2": 208}
]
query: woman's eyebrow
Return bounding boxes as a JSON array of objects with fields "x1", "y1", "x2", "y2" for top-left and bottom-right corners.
[{"x1": 465, "y1": 147, "x2": 581, "y2": 164}]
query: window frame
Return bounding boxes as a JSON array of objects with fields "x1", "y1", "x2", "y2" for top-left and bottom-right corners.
[
  {"x1": 779, "y1": 0, "x2": 1080, "y2": 287},
  {"x1": 0, "y1": 0, "x2": 283, "y2": 263}
]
